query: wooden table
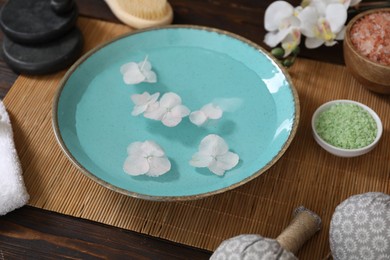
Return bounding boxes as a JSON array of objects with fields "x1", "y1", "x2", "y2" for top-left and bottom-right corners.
[{"x1": 0, "y1": 0, "x2": 353, "y2": 259}]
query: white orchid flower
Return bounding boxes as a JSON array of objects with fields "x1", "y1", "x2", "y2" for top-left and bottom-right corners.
[
  {"x1": 144, "y1": 92, "x2": 190, "y2": 127},
  {"x1": 190, "y1": 134, "x2": 239, "y2": 176},
  {"x1": 130, "y1": 92, "x2": 160, "y2": 116},
  {"x1": 298, "y1": 3, "x2": 347, "y2": 48},
  {"x1": 189, "y1": 103, "x2": 223, "y2": 126},
  {"x1": 123, "y1": 140, "x2": 171, "y2": 177},
  {"x1": 120, "y1": 56, "x2": 157, "y2": 85},
  {"x1": 264, "y1": 1, "x2": 302, "y2": 57}
]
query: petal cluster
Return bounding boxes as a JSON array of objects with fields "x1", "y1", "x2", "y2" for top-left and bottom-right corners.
[
  {"x1": 123, "y1": 141, "x2": 171, "y2": 177},
  {"x1": 189, "y1": 103, "x2": 223, "y2": 126},
  {"x1": 121, "y1": 56, "x2": 157, "y2": 85},
  {"x1": 122, "y1": 58, "x2": 240, "y2": 178},
  {"x1": 190, "y1": 134, "x2": 239, "y2": 176},
  {"x1": 130, "y1": 91, "x2": 190, "y2": 127},
  {"x1": 144, "y1": 92, "x2": 191, "y2": 127}
]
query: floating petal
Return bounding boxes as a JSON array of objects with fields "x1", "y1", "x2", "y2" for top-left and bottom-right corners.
[
  {"x1": 121, "y1": 56, "x2": 157, "y2": 85},
  {"x1": 216, "y1": 152, "x2": 239, "y2": 170},
  {"x1": 127, "y1": 142, "x2": 145, "y2": 156},
  {"x1": 141, "y1": 141, "x2": 165, "y2": 157},
  {"x1": 131, "y1": 92, "x2": 160, "y2": 116},
  {"x1": 124, "y1": 140, "x2": 170, "y2": 177},
  {"x1": 144, "y1": 106, "x2": 165, "y2": 120},
  {"x1": 189, "y1": 152, "x2": 213, "y2": 167},
  {"x1": 208, "y1": 160, "x2": 226, "y2": 176},
  {"x1": 199, "y1": 134, "x2": 229, "y2": 157},
  {"x1": 202, "y1": 103, "x2": 223, "y2": 119},
  {"x1": 123, "y1": 155, "x2": 149, "y2": 176},
  {"x1": 162, "y1": 112, "x2": 183, "y2": 127},
  {"x1": 122, "y1": 62, "x2": 145, "y2": 84},
  {"x1": 190, "y1": 134, "x2": 239, "y2": 175},
  {"x1": 171, "y1": 104, "x2": 190, "y2": 118},
  {"x1": 159, "y1": 92, "x2": 182, "y2": 109},
  {"x1": 189, "y1": 111, "x2": 207, "y2": 126},
  {"x1": 147, "y1": 156, "x2": 171, "y2": 176}
]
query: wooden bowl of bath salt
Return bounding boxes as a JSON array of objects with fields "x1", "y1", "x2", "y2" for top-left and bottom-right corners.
[{"x1": 343, "y1": 8, "x2": 390, "y2": 94}]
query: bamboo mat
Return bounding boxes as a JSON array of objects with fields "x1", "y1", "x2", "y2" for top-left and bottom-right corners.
[{"x1": 3, "y1": 17, "x2": 390, "y2": 259}]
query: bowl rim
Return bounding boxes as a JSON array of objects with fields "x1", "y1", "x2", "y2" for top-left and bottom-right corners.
[
  {"x1": 345, "y1": 8, "x2": 390, "y2": 69},
  {"x1": 311, "y1": 99, "x2": 383, "y2": 154}
]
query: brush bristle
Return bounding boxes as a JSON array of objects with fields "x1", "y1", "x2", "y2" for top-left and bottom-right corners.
[{"x1": 116, "y1": 0, "x2": 170, "y2": 20}]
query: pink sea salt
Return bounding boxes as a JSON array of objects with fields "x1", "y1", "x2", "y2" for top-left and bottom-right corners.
[{"x1": 350, "y1": 11, "x2": 390, "y2": 66}]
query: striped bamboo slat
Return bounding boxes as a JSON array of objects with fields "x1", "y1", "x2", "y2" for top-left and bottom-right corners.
[{"x1": 3, "y1": 17, "x2": 390, "y2": 259}]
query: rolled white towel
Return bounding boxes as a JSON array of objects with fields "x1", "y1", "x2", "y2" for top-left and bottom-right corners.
[{"x1": 0, "y1": 100, "x2": 29, "y2": 216}]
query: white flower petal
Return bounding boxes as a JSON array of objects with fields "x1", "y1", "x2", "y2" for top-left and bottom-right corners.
[
  {"x1": 324, "y1": 40, "x2": 337, "y2": 46},
  {"x1": 147, "y1": 156, "x2": 171, "y2": 176},
  {"x1": 121, "y1": 57, "x2": 157, "y2": 85},
  {"x1": 131, "y1": 92, "x2": 160, "y2": 116},
  {"x1": 131, "y1": 92, "x2": 150, "y2": 105},
  {"x1": 127, "y1": 142, "x2": 144, "y2": 156},
  {"x1": 171, "y1": 105, "x2": 190, "y2": 118},
  {"x1": 120, "y1": 63, "x2": 133, "y2": 74},
  {"x1": 305, "y1": 37, "x2": 324, "y2": 48},
  {"x1": 208, "y1": 160, "x2": 226, "y2": 176},
  {"x1": 144, "y1": 106, "x2": 165, "y2": 120},
  {"x1": 202, "y1": 103, "x2": 223, "y2": 119},
  {"x1": 199, "y1": 134, "x2": 229, "y2": 157},
  {"x1": 189, "y1": 152, "x2": 213, "y2": 167},
  {"x1": 264, "y1": 1, "x2": 294, "y2": 31},
  {"x1": 123, "y1": 155, "x2": 149, "y2": 176},
  {"x1": 131, "y1": 104, "x2": 147, "y2": 116},
  {"x1": 149, "y1": 92, "x2": 160, "y2": 103},
  {"x1": 189, "y1": 111, "x2": 207, "y2": 126},
  {"x1": 121, "y1": 63, "x2": 145, "y2": 84},
  {"x1": 161, "y1": 112, "x2": 182, "y2": 127},
  {"x1": 145, "y1": 101, "x2": 159, "y2": 113},
  {"x1": 264, "y1": 29, "x2": 290, "y2": 48},
  {"x1": 159, "y1": 92, "x2": 182, "y2": 109},
  {"x1": 141, "y1": 141, "x2": 165, "y2": 157},
  {"x1": 144, "y1": 70, "x2": 157, "y2": 83},
  {"x1": 298, "y1": 6, "x2": 318, "y2": 37},
  {"x1": 326, "y1": 3, "x2": 347, "y2": 33},
  {"x1": 216, "y1": 152, "x2": 239, "y2": 170}
]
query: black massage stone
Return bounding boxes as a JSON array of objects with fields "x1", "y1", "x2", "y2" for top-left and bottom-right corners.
[
  {"x1": 2, "y1": 27, "x2": 83, "y2": 75},
  {"x1": 0, "y1": 0, "x2": 78, "y2": 44}
]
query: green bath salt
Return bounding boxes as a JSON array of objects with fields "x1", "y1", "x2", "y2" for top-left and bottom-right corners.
[{"x1": 315, "y1": 103, "x2": 377, "y2": 149}]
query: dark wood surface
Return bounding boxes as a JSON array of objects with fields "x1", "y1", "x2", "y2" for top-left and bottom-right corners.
[
  {"x1": 0, "y1": 0, "x2": 350, "y2": 259},
  {"x1": 0, "y1": 206, "x2": 210, "y2": 259}
]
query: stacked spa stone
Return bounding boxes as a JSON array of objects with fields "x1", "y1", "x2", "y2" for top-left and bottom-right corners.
[{"x1": 0, "y1": 0, "x2": 83, "y2": 74}]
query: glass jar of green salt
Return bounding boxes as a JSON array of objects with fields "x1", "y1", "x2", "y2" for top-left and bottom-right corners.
[{"x1": 312, "y1": 100, "x2": 382, "y2": 157}]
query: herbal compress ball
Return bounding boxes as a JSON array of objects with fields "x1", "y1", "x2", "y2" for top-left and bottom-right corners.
[
  {"x1": 210, "y1": 234, "x2": 297, "y2": 260},
  {"x1": 330, "y1": 192, "x2": 390, "y2": 259},
  {"x1": 211, "y1": 206, "x2": 321, "y2": 260}
]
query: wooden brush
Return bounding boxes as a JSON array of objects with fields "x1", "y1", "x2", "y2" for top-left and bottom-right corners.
[{"x1": 105, "y1": 0, "x2": 173, "y2": 29}]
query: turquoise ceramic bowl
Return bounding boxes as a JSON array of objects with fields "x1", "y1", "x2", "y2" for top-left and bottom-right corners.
[{"x1": 53, "y1": 25, "x2": 299, "y2": 201}]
